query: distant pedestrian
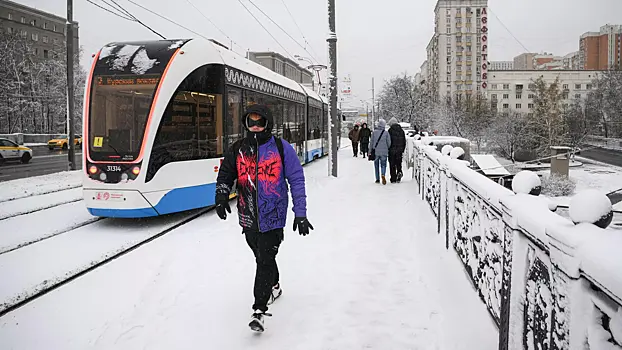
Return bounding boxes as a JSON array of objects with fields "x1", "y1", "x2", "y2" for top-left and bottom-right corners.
[
  {"x1": 359, "y1": 123, "x2": 372, "y2": 158},
  {"x1": 387, "y1": 118, "x2": 406, "y2": 183},
  {"x1": 348, "y1": 125, "x2": 361, "y2": 157},
  {"x1": 369, "y1": 118, "x2": 391, "y2": 185}
]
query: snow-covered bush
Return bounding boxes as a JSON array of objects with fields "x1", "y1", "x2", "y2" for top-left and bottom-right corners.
[
  {"x1": 512, "y1": 170, "x2": 541, "y2": 195},
  {"x1": 569, "y1": 189, "x2": 613, "y2": 228},
  {"x1": 541, "y1": 174, "x2": 576, "y2": 197}
]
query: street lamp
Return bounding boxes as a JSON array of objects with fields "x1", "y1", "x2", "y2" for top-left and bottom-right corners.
[{"x1": 294, "y1": 55, "x2": 327, "y2": 96}]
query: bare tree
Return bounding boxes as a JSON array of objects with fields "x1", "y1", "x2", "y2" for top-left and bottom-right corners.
[
  {"x1": 588, "y1": 68, "x2": 622, "y2": 138},
  {"x1": 527, "y1": 76, "x2": 565, "y2": 155},
  {"x1": 488, "y1": 110, "x2": 531, "y2": 162}
]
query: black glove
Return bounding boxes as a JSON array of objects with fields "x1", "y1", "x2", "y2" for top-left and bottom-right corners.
[
  {"x1": 215, "y1": 194, "x2": 231, "y2": 220},
  {"x1": 293, "y1": 217, "x2": 314, "y2": 236}
]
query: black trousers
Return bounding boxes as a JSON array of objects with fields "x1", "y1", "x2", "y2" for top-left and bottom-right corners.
[
  {"x1": 360, "y1": 142, "x2": 369, "y2": 155},
  {"x1": 351, "y1": 141, "x2": 359, "y2": 156},
  {"x1": 389, "y1": 151, "x2": 403, "y2": 182},
  {"x1": 245, "y1": 229, "x2": 283, "y2": 312}
]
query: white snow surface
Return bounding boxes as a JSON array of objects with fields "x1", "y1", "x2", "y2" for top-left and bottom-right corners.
[
  {"x1": 0, "y1": 150, "x2": 497, "y2": 349},
  {"x1": 167, "y1": 40, "x2": 184, "y2": 50},
  {"x1": 441, "y1": 144, "x2": 453, "y2": 156},
  {"x1": 0, "y1": 187, "x2": 82, "y2": 220},
  {"x1": 512, "y1": 170, "x2": 541, "y2": 195},
  {"x1": 450, "y1": 147, "x2": 465, "y2": 159},
  {"x1": 130, "y1": 48, "x2": 157, "y2": 75},
  {"x1": 569, "y1": 189, "x2": 612, "y2": 224},
  {"x1": 0, "y1": 170, "x2": 81, "y2": 202},
  {"x1": 111, "y1": 45, "x2": 141, "y2": 71}
]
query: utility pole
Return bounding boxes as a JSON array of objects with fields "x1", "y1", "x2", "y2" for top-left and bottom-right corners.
[
  {"x1": 66, "y1": 0, "x2": 76, "y2": 170},
  {"x1": 371, "y1": 77, "x2": 375, "y2": 124},
  {"x1": 327, "y1": 0, "x2": 338, "y2": 177}
]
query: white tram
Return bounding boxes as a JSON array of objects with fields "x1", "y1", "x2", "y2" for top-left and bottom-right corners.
[{"x1": 82, "y1": 38, "x2": 330, "y2": 218}]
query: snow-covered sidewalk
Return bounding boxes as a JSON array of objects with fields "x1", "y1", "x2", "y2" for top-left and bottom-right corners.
[{"x1": 0, "y1": 150, "x2": 497, "y2": 349}]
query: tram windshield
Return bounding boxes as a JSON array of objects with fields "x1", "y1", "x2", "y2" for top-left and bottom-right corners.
[{"x1": 88, "y1": 74, "x2": 160, "y2": 161}]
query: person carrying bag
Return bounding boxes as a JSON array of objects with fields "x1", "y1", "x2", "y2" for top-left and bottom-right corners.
[{"x1": 368, "y1": 119, "x2": 391, "y2": 184}]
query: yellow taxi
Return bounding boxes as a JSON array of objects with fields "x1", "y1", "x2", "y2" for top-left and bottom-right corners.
[
  {"x1": 47, "y1": 134, "x2": 82, "y2": 150},
  {"x1": 0, "y1": 138, "x2": 32, "y2": 164}
]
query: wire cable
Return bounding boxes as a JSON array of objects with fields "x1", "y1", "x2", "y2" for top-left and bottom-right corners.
[
  {"x1": 95, "y1": 0, "x2": 166, "y2": 39},
  {"x1": 488, "y1": 8, "x2": 530, "y2": 53},
  {"x1": 247, "y1": 0, "x2": 318, "y2": 63},
  {"x1": 279, "y1": 0, "x2": 320, "y2": 60},
  {"x1": 236, "y1": 0, "x2": 294, "y2": 60},
  {"x1": 105, "y1": 0, "x2": 137, "y2": 20},
  {"x1": 85, "y1": 0, "x2": 134, "y2": 21},
  {"x1": 183, "y1": 0, "x2": 244, "y2": 51},
  {"x1": 126, "y1": 0, "x2": 213, "y2": 41}
]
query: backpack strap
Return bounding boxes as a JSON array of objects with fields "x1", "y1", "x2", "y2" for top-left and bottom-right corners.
[{"x1": 274, "y1": 136, "x2": 285, "y2": 171}]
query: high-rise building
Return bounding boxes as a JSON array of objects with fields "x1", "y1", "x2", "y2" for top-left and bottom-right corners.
[
  {"x1": 426, "y1": 0, "x2": 489, "y2": 100},
  {"x1": 514, "y1": 53, "x2": 536, "y2": 70},
  {"x1": 579, "y1": 24, "x2": 622, "y2": 70},
  {"x1": 0, "y1": 0, "x2": 79, "y2": 60},
  {"x1": 490, "y1": 61, "x2": 513, "y2": 70}
]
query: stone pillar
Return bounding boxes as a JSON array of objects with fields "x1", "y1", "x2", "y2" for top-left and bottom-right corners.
[{"x1": 550, "y1": 146, "x2": 571, "y2": 177}]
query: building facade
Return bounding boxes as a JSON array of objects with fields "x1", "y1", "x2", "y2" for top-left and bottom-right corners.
[
  {"x1": 426, "y1": 0, "x2": 490, "y2": 100},
  {"x1": 513, "y1": 53, "x2": 536, "y2": 70},
  {"x1": 490, "y1": 61, "x2": 513, "y2": 70},
  {"x1": 247, "y1": 51, "x2": 314, "y2": 86},
  {"x1": 0, "y1": 0, "x2": 79, "y2": 60},
  {"x1": 488, "y1": 70, "x2": 602, "y2": 114},
  {"x1": 579, "y1": 24, "x2": 622, "y2": 70}
]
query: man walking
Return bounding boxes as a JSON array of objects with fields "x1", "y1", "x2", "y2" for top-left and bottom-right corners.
[
  {"x1": 370, "y1": 119, "x2": 391, "y2": 184},
  {"x1": 215, "y1": 104, "x2": 314, "y2": 333},
  {"x1": 359, "y1": 122, "x2": 372, "y2": 158},
  {"x1": 388, "y1": 118, "x2": 407, "y2": 183},
  {"x1": 348, "y1": 124, "x2": 361, "y2": 157}
]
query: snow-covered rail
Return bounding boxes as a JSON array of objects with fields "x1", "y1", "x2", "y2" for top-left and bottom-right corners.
[{"x1": 409, "y1": 138, "x2": 622, "y2": 350}]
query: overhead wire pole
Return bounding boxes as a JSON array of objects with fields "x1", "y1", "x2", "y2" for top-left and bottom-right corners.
[
  {"x1": 372, "y1": 77, "x2": 375, "y2": 124},
  {"x1": 66, "y1": 0, "x2": 76, "y2": 170},
  {"x1": 327, "y1": 0, "x2": 338, "y2": 177}
]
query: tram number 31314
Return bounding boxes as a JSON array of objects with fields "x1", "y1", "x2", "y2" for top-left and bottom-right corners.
[{"x1": 107, "y1": 165, "x2": 122, "y2": 172}]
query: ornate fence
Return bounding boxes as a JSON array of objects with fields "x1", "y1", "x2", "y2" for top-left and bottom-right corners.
[{"x1": 409, "y1": 139, "x2": 622, "y2": 350}]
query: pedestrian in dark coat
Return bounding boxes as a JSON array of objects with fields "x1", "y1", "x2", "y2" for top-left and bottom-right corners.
[
  {"x1": 348, "y1": 125, "x2": 361, "y2": 157},
  {"x1": 359, "y1": 123, "x2": 372, "y2": 158},
  {"x1": 215, "y1": 104, "x2": 314, "y2": 332},
  {"x1": 387, "y1": 117, "x2": 406, "y2": 183}
]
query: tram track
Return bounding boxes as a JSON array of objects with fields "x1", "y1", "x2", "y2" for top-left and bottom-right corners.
[{"x1": 0, "y1": 206, "x2": 212, "y2": 318}]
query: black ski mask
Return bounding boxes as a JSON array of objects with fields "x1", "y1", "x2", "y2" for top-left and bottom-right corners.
[{"x1": 242, "y1": 104, "x2": 274, "y2": 145}]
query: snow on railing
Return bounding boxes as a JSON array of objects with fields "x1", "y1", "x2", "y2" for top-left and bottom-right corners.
[{"x1": 409, "y1": 138, "x2": 622, "y2": 350}]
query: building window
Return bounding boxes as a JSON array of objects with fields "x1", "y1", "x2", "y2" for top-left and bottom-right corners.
[
  {"x1": 54, "y1": 38, "x2": 58, "y2": 45},
  {"x1": 30, "y1": 19, "x2": 37, "y2": 26},
  {"x1": 516, "y1": 94, "x2": 522, "y2": 99},
  {"x1": 503, "y1": 94, "x2": 509, "y2": 99},
  {"x1": 563, "y1": 92, "x2": 569, "y2": 99},
  {"x1": 562, "y1": 84, "x2": 568, "y2": 90},
  {"x1": 491, "y1": 84, "x2": 497, "y2": 89},
  {"x1": 503, "y1": 104, "x2": 509, "y2": 109},
  {"x1": 21, "y1": 17, "x2": 25, "y2": 23},
  {"x1": 446, "y1": 28, "x2": 450, "y2": 34},
  {"x1": 20, "y1": 29, "x2": 27, "y2": 38},
  {"x1": 456, "y1": 36, "x2": 462, "y2": 42},
  {"x1": 528, "y1": 103, "x2": 534, "y2": 109},
  {"x1": 44, "y1": 49, "x2": 49, "y2": 58},
  {"x1": 8, "y1": 13, "x2": 12, "y2": 20},
  {"x1": 529, "y1": 83, "x2": 536, "y2": 90},
  {"x1": 447, "y1": 47, "x2": 451, "y2": 54},
  {"x1": 503, "y1": 84, "x2": 509, "y2": 90},
  {"x1": 476, "y1": 9, "x2": 481, "y2": 16},
  {"x1": 31, "y1": 33, "x2": 38, "y2": 41},
  {"x1": 586, "y1": 84, "x2": 592, "y2": 90},
  {"x1": 491, "y1": 94, "x2": 497, "y2": 100},
  {"x1": 528, "y1": 93, "x2": 535, "y2": 99},
  {"x1": 44, "y1": 22, "x2": 47, "y2": 29},
  {"x1": 6, "y1": 27, "x2": 13, "y2": 34},
  {"x1": 516, "y1": 104, "x2": 522, "y2": 109},
  {"x1": 575, "y1": 84, "x2": 581, "y2": 89},
  {"x1": 574, "y1": 94, "x2": 581, "y2": 99},
  {"x1": 53, "y1": 24, "x2": 57, "y2": 32},
  {"x1": 42, "y1": 36, "x2": 48, "y2": 43}
]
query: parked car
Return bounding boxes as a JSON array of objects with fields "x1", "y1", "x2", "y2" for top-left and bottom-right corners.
[
  {"x1": 48, "y1": 135, "x2": 82, "y2": 150},
  {"x1": 0, "y1": 138, "x2": 32, "y2": 164}
]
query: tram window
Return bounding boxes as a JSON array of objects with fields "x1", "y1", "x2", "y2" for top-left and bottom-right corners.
[
  {"x1": 282, "y1": 102, "x2": 294, "y2": 142},
  {"x1": 147, "y1": 65, "x2": 223, "y2": 182},
  {"x1": 308, "y1": 106, "x2": 321, "y2": 139},
  {"x1": 226, "y1": 87, "x2": 243, "y2": 149}
]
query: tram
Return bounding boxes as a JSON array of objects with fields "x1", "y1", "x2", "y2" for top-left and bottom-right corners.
[{"x1": 82, "y1": 38, "x2": 330, "y2": 218}]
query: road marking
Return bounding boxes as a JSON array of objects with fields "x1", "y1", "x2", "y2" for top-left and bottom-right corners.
[{"x1": 33, "y1": 153, "x2": 83, "y2": 159}]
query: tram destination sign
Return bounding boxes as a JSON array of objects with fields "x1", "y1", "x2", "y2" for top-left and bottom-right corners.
[{"x1": 97, "y1": 75, "x2": 160, "y2": 86}]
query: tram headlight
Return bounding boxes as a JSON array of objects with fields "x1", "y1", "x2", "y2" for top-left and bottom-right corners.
[
  {"x1": 88, "y1": 165, "x2": 98, "y2": 175},
  {"x1": 121, "y1": 173, "x2": 129, "y2": 181},
  {"x1": 99, "y1": 172, "x2": 107, "y2": 181},
  {"x1": 131, "y1": 166, "x2": 140, "y2": 176}
]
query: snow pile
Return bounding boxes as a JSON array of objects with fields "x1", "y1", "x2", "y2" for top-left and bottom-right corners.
[
  {"x1": 587, "y1": 307, "x2": 622, "y2": 350},
  {"x1": 541, "y1": 174, "x2": 576, "y2": 197},
  {"x1": 0, "y1": 170, "x2": 82, "y2": 202},
  {"x1": 111, "y1": 45, "x2": 141, "y2": 71},
  {"x1": 450, "y1": 146, "x2": 465, "y2": 160},
  {"x1": 569, "y1": 189, "x2": 613, "y2": 227},
  {"x1": 168, "y1": 40, "x2": 184, "y2": 50},
  {"x1": 441, "y1": 145, "x2": 453, "y2": 156},
  {"x1": 130, "y1": 48, "x2": 157, "y2": 75},
  {"x1": 512, "y1": 170, "x2": 541, "y2": 195}
]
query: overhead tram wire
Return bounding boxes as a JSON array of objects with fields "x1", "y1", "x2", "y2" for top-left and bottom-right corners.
[
  {"x1": 88, "y1": 0, "x2": 166, "y2": 39},
  {"x1": 236, "y1": 0, "x2": 295, "y2": 61},
  {"x1": 125, "y1": 0, "x2": 212, "y2": 41},
  {"x1": 85, "y1": 0, "x2": 134, "y2": 21},
  {"x1": 279, "y1": 0, "x2": 321, "y2": 61},
  {"x1": 488, "y1": 7, "x2": 531, "y2": 53},
  {"x1": 183, "y1": 0, "x2": 245, "y2": 53},
  {"x1": 104, "y1": 0, "x2": 137, "y2": 20},
  {"x1": 246, "y1": 0, "x2": 318, "y2": 63}
]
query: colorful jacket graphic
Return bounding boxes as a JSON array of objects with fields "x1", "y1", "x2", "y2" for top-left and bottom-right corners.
[{"x1": 216, "y1": 135, "x2": 307, "y2": 233}]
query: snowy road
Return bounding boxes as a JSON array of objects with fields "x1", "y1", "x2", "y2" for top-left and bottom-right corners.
[{"x1": 0, "y1": 150, "x2": 497, "y2": 349}]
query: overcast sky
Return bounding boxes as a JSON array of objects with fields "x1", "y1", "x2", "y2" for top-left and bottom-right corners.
[{"x1": 17, "y1": 0, "x2": 622, "y2": 108}]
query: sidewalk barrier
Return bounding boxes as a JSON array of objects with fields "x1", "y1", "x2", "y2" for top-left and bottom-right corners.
[{"x1": 410, "y1": 137, "x2": 622, "y2": 350}]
